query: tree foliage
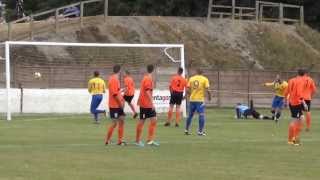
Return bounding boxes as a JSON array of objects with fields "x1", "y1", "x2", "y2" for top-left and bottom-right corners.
[{"x1": 3, "y1": 0, "x2": 320, "y2": 27}]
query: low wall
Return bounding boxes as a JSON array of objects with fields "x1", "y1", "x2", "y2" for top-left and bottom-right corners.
[{"x1": 0, "y1": 89, "x2": 184, "y2": 114}]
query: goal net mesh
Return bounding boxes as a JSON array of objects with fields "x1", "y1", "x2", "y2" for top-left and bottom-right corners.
[{"x1": 0, "y1": 43, "x2": 184, "y2": 120}]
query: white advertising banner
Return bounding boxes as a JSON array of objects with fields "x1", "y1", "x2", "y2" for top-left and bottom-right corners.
[{"x1": 0, "y1": 89, "x2": 186, "y2": 116}]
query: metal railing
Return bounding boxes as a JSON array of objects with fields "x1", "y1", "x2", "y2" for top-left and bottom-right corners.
[
  {"x1": 3, "y1": 0, "x2": 108, "y2": 41},
  {"x1": 207, "y1": 0, "x2": 304, "y2": 25}
]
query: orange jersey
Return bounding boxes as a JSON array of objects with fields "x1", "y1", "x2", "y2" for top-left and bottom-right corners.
[
  {"x1": 285, "y1": 76, "x2": 306, "y2": 106},
  {"x1": 124, "y1": 75, "x2": 135, "y2": 96},
  {"x1": 108, "y1": 74, "x2": 123, "y2": 108},
  {"x1": 302, "y1": 75, "x2": 317, "y2": 100},
  {"x1": 169, "y1": 74, "x2": 187, "y2": 92},
  {"x1": 138, "y1": 74, "x2": 154, "y2": 108}
]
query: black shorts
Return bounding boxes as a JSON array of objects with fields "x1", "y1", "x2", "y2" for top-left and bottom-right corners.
[
  {"x1": 289, "y1": 104, "x2": 303, "y2": 118},
  {"x1": 140, "y1": 108, "x2": 156, "y2": 120},
  {"x1": 124, "y1": 95, "x2": 134, "y2": 103},
  {"x1": 303, "y1": 100, "x2": 311, "y2": 112},
  {"x1": 109, "y1": 108, "x2": 125, "y2": 119},
  {"x1": 169, "y1": 91, "x2": 183, "y2": 105}
]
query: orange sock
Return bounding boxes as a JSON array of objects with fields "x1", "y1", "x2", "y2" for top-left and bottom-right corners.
[
  {"x1": 167, "y1": 109, "x2": 173, "y2": 122},
  {"x1": 105, "y1": 124, "x2": 116, "y2": 143},
  {"x1": 136, "y1": 121, "x2": 144, "y2": 142},
  {"x1": 288, "y1": 122, "x2": 295, "y2": 142},
  {"x1": 175, "y1": 107, "x2": 181, "y2": 124},
  {"x1": 118, "y1": 120, "x2": 124, "y2": 143},
  {"x1": 147, "y1": 120, "x2": 157, "y2": 141},
  {"x1": 295, "y1": 121, "x2": 302, "y2": 138},
  {"x1": 306, "y1": 112, "x2": 311, "y2": 129}
]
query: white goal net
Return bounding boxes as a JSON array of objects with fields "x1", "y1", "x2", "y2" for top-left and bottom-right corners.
[{"x1": 0, "y1": 41, "x2": 186, "y2": 120}]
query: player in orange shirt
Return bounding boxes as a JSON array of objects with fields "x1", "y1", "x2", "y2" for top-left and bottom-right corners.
[
  {"x1": 285, "y1": 69, "x2": 307, "y2": 146},
  {"x1": 164, "y1": 67, "x2": 187, "y2": 127},
  {"x1": 104, "y1": 65, "x2": 126, "y2": 146},
  {"x1": 123, "y1": 70, "x2": 138, "y2": 119},
  {"x1": 135, "y1": 64, "x2": 159, "y2": 147},
  {"x1": 302, "y1": 72, "x2": 317, "y2": 131}
]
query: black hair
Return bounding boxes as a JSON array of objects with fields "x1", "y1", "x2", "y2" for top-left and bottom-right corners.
[
  {"x1": 177, "y1": 67, "x2": 183, "y2": 75},
  {"x1": 113, "y1": 65, "x2": 121, "y2": 73},
  {"x1": 196, "y1": 68, "x2": 203, "y2": 75},
  {"x1": 297, "y1": 69, "x2": 306, "y2": 76},
  {"x1": 93, "y1": 71, "x2": 99, "y2": 77},
  {"x1": 147, "y1": 64, "x2": 154, "y2": 73}
]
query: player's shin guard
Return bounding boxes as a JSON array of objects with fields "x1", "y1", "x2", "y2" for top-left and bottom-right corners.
[
  {"x1": 275, "y1": 112, "x2": 281, "y2": 120},
  {"x1": 175, "y1": 106, "x2": 181, "y2": 124},
  {"x1": 199, "y1": 114, "x2": 205, "y2": 133},
  {"x1": 186, "y1": 113, "x2": 194, "y2": 131},
  {"x1": 105, "y1": 123, "x2": 117, "y2": 143},
  {"x1": 167, "y1": 107, "x2": 173, "y2": 122},
  {"x1": 288, "y1": 122, "x2": 295, "y2": 142},
  {"x1": 306, "y1": 112, "x2": 311, "y2": 129},
  {"x1": 147, "y1": 120, "x2": 157, "y2": 141},
  {"x1": 118, "y1": 120, "x2": 124, "y2": 143},
  {"x1": 136, "y1": 121, "x2": 144, "y2": 142}
]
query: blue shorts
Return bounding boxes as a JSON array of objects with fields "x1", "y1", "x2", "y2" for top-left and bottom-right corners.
[
  {"x1": 272, "y1": 96, "x2": 284, "y2": 109},
  {"x1": 189, "y1": 102, "x2": 205, "y2": 115}
]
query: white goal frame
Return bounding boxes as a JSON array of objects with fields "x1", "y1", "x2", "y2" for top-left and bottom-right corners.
[{"x1": 4, "y1": 41, "x2": 186, "y2": 121}]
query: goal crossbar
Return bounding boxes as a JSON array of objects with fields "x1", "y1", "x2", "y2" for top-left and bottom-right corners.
[{"x1": 4, "y1": 41, "x2": 186, "y2": 121}]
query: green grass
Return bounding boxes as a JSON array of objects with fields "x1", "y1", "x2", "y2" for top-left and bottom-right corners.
[{"x1": 0, "y1": 109, "x2": 319, "y2": 180}]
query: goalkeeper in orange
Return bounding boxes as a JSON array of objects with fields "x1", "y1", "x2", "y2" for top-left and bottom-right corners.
[
  {"x1": 263, "y1": 74, "x2": 288, "y2": 122},
  {"x1": 164, "y1": 67, "x2": 187, "y2": 127},
  {"x1": 88, "y1": 71, "x2": 106, "y2": 124}
]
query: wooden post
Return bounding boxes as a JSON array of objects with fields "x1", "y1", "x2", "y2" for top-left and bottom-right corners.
[
  {"x1": 259, "y1": 5, "x2": 263, "y2": 22},
  {"x1": 207, "y1": 0, "x2": 213, "y2": 22},
  {"x1": 7, "y1": 22, "x2": 11, "y2": 40},
  {"x1": 279, "y1": 3, "x2": 283, "y2": 24},
  {"x1": 232, "y1": 0, "x2": 235, "y2": 20},
  {"x1": 55, "y1": 9, "x2": 59, "y2": 33},
  {"x1": 104, "y1": 0, "x2": 108, "y2": 22},
  {"x1": 217, "y1": 69, "x2": 221, "y2": 107},
  {"x1": 29, "y1": 15, "x2": 34, "y2": 40},
  {"x1": 255, "y1": 1, "x2": 259, "y2": 22},
  {"x1": 80, "y1": 2, "x2": 84, "y2": 28},
  {"x1": 247, "y1": 69, "x2": 251, "y2": 106},
  {"x1": 300, "y1": 6, "x2": 304, "y2": 25},
  {"x1": 239, "y1": 8, "x2": 243, "y2": 20},
  {"x1": 19, "y1": 83, "x2": 23, "y2": 114}
]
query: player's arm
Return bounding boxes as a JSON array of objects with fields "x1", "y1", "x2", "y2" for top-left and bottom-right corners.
[
  {"x1": 146, "y1": 89, "x2": 155, "y2": 109},
  {"x1": 206, "y1": 88, "x2": 212, "y2": 101},
  {"x1": 114, "y1": 94, "x2": 123, "y2": 108},
  {"x1": 110, "y1": 84, "x2": 123, "y2": 108},
  {"x1": 205, "y1": 78, "x2": 212, "y2": 101},
  {"x1": 264, "y1": 82, "x2": 274, "y2": 87},
  {"x1": 88, "y1": 81, "x2": 92, "y2": 93}
]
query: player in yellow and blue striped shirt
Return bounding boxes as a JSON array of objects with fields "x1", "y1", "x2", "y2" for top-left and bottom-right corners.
[
  {"x1": 264, "y1": 74, "x2": 288, "y2": 122},
  {"x1": 185, "y1": 69, "x2": 211, "y2": 136},
  {"x1": 88, "y1": 71, "x2": 106, "y2": 123}
]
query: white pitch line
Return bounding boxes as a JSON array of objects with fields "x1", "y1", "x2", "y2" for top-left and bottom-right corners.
[{"x1": 0, "y1": 139, "x2": 319, "y2": 149}]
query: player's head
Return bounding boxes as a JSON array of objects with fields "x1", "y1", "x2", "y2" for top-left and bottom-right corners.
[
  {"x1": 93, "y1": 71, "x2": 100, "y2": 77},
  {"x1": 297, "y1": 68, "x2": 306, "y2": 76},
  {"x1": 275, "y1": 74, "x2": 281, "y2": 83},
  {"x1": 177, "y1": 67, "x2": 183, "y2": 75},
  {"x1": 196, "y1": 68, "x2": 203, "y2": 75},
  {"x1": 125, "y1": 70, "x2": 130, "y2": 76},
  {"x1": 113, "y1": 65, "x2": 121, "y2": 74},
  {"x1": 147, "y1": 64, "x2": 154, "y2": 74}
]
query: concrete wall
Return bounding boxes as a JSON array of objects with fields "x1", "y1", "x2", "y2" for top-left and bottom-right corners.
[{"x1": 0, "y1": 89, "x2": 178, "y2": 114}]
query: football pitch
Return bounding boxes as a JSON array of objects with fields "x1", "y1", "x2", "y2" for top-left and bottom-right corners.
[{"x1": 0, "y1": 108, "x2": 319, "y2": 180}]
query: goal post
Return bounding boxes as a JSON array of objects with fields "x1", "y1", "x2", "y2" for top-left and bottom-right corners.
[{"x1": 3, "y1": 41, "x2": 187, "y2": 121}]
